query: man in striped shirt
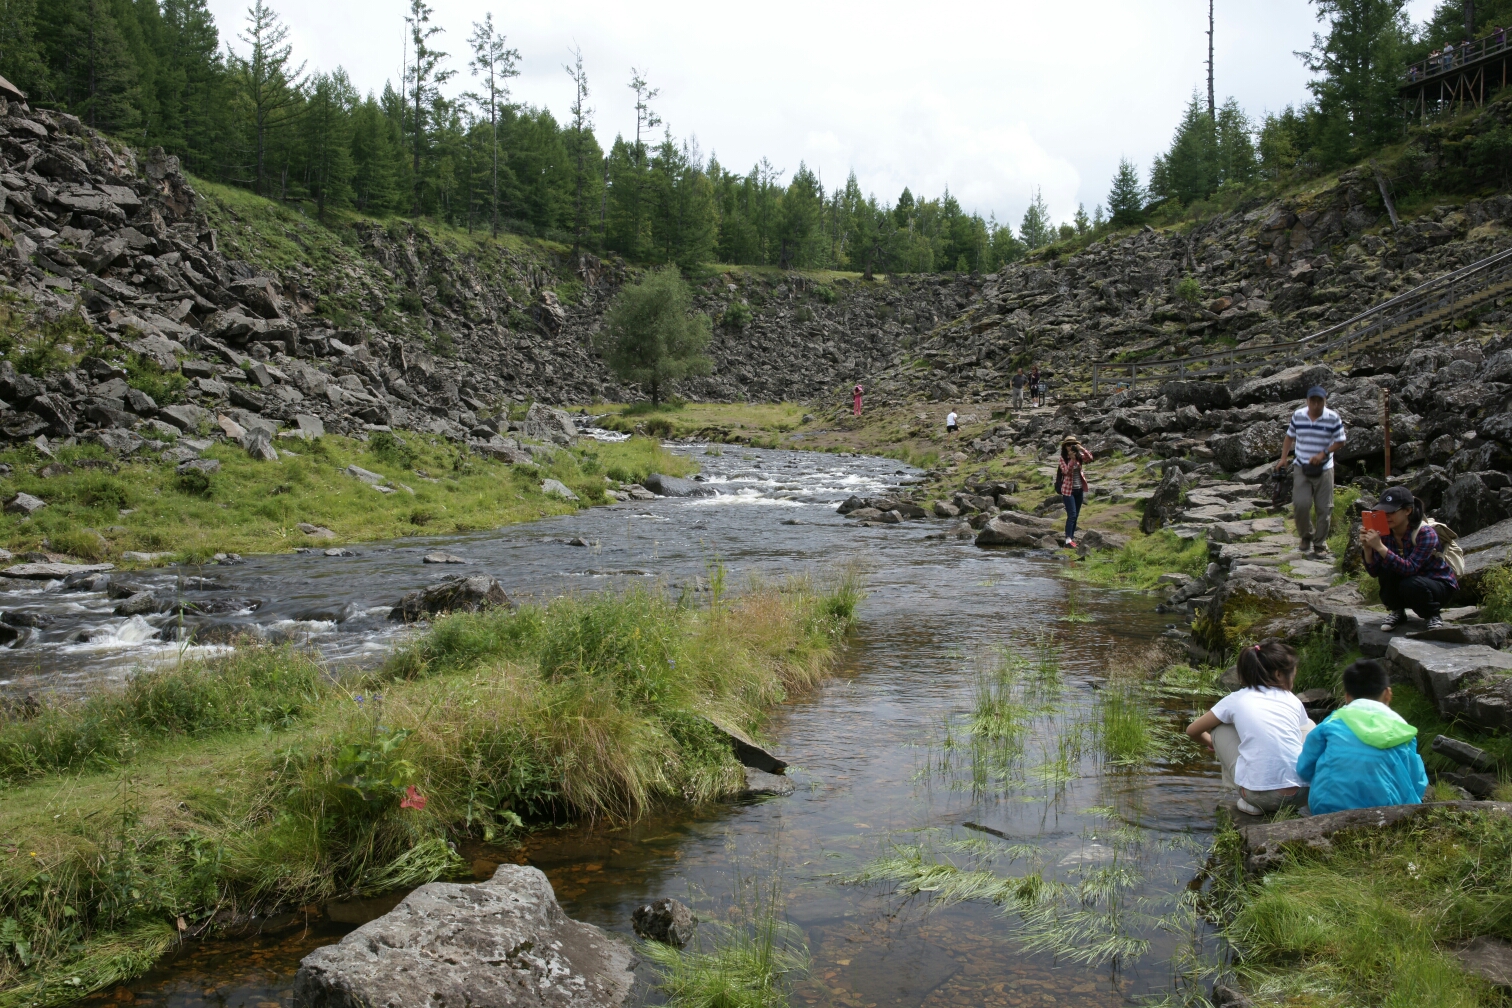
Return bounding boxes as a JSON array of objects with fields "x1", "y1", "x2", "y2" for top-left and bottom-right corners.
[{"x1": 1275, "y1": 385, "x2": 1347, "y2": 556}]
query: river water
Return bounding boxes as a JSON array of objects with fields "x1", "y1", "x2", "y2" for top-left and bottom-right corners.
[{"x1": 43, "y1": 444, "x2": 1225, "y2": 1008}]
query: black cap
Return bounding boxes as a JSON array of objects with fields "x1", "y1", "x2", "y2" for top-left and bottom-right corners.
[{"x1": 1371, "y1": 486, "x2": 1414, "y2": 512}]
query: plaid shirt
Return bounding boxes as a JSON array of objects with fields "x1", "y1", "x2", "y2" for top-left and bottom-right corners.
[
  {"x1": 1363, "y1": 522, "x2": 1458, "y2": 587},
  {"x1": 1057, "y1": 449, "x2": 1092, "y2": 495}
]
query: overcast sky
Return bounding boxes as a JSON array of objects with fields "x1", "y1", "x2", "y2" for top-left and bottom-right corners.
[{"x1": 207, "y1": 0, "x2": 1441, "y2": 231}]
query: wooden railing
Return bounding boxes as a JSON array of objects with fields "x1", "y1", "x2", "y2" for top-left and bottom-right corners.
[
  {"x1": 1403, "y1": 30, "x2": 1511, "y2": 83},
  {"x1": 1087, "y1": 245, "x2": 1512, "y2": 396}
]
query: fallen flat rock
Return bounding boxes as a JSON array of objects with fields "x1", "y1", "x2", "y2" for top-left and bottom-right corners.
[
  {"x1": 1387, "y1": 638, "x2": 1512, "y2": 702},
  {"x1": 3, "y1": 562, "x2": 113, "y2": 580},
  {"x1": 120, "y1": 551, "x2": 175, "y2": 564},
  {"x1": 422, "y1": 553, "x2": 468, "y2": 564},
  {"x1": 4, "y1": 492, "x2": 45, "y2": 515},
  {"x1": 1240, "y1": 801, "x2": 1512, "y2": 876},
  {"x1": 292, "y1": 864, "x2": 633, "y2": 1008},
  {"x1": 346, "y1": 464, "x2": 385, "y2": 485},
  {"x1": 643, "y1": 472, "x2": 717, "y2": 497},
  {"x1": 1454, "y1": 936, "x2": 1512, "y2": 988},
  {"x1": 1408, "y1": 623, "x2": 1511, "y2": 649},
  {"x1": 540, "y1": 478, "x2": 578, "y2": 500},
  {"x1": 699, "y1": 715, "x2": 787, "y2": 774}
]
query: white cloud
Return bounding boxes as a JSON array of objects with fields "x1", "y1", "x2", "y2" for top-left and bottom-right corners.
[{"x1": 210, "y1": 0, "x2": 1444, "y2": 231}]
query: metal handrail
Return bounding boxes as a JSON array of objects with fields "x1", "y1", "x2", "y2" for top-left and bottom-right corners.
[
  {"x1": 1404, "y1": 30, "x2": 1511, "y2": 83},
  {"x1": 1088, "y1": 245, "x2": 1512, "y2": 395}
]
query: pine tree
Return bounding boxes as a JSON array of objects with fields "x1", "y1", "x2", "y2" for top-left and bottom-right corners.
[
  {"x1": 231, "y1": 0, "x2": 304, "y2": 196},
  {"x1": 1018, "y1": 188, "x2": 1053, "y2": 249},
  {"x1": 465, "y1": 13, "x2": 517, "y2": 238},
  {"x1": 593, "y1": 266, "x2": 712, "y2": 405},
  {"x1": 304, "y1": 69, "x2": 355, "y2": 218},
  {"x1": 562, "y1": 46, "x2": 594, "y2": 258},
  {"x1": 1149, "y1": 93, "x2": 1220, "y2": 205},
  {"x1": 351, "y1": 93, "x2": 401, "y2": 213},
  {"x1": 404, "y1": 0, "x2": 454, "y2": 215},
  {"x1": 1107, "y1": 157, "x2": 1146, "y2": 227},
  {"x1": 1300, "y1": 0, "x2": 1410, "y2": 164},
  {"x1": 1074, "y1": 203, "x2": 1091, "y2": 235}
]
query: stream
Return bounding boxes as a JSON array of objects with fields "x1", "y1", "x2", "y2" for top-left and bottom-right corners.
[{"x1": 29, "y1": 444, "x2": 1225, "y2": 1008}]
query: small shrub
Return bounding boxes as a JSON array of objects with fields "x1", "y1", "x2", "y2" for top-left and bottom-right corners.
[
  {"x1": 721, "y1": 301, "x2": 754, "y2": 329},
  {"x1": 1174, "y1": 276, "x2": 1202, "y2": 304},
  {"x1": 369, "y1": 431, "x2": 417, "y2": 469},
  {"x1": 49, "y1": 527, "x2": 110, "y2": 561},
  {"x1": 124, "y1": 353, "x2": 189, "y2": 405},
  {"x1": 810, "y1": 284, "x2": 836, "y2": 304},
  {"x1": 15, "y1": 312, "x2": 105, "y2": 376},
  {"x1": 397, "y1": 290, "x2": 424, "y2": 314},
  {"x1": 1481, "y1": 564, "x2": 1512, "y2": 623},
  {"x1": 408, "y1": 507, "x2": 437, "y2": 526},
  {"x1": 176, "y1": 469, "x2": 213, "y2": 497}
]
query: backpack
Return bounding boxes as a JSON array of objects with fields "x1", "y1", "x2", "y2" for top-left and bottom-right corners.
[{"x1": 1412, "y1": 518, "x2": 1466, "y2": 577}]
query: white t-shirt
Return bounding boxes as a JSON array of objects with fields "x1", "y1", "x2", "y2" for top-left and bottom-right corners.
[
  {"x1": 946, "y1": 412, "x2": 958, "y2": 427},
  {"x1": 1209, "y1": 686, "x2": 1311, "y2": 790}
]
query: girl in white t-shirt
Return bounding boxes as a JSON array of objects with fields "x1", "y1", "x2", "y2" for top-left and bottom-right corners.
[{"x1": 1186, "y1": 641, "x2": 1314, "y2": 815}]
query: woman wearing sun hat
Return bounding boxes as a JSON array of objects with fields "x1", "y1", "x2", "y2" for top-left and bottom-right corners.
[
  {"x1": 1057, "y1": 434, "x2": 1093, "y2": 548},
  {"x1": 1361, "y1": 485, "x2": 1459, "y2": 632}
]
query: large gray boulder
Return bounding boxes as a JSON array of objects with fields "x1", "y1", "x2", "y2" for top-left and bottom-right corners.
[
  {"x1": 974, "y1": 517, "x2": 1043, "y2": 547},
  {"x1": 1141, "y1": 466, "x2": 1187, "y2": 534},
  {"x1": 1436, "y1": 473, "x2": 1511, "y2": 537},
  {"x1": 1160, "y1": 380, "x2": 1231, "y2": 410},
  {"x1": 1209, "y1": 424, "x2": 1282, "y2": 472},
  {"x1": 293, "y1": 864, "x2": 633, "y2": 1008},
  {"x1": 1458, "y1": 517, "x2": 1512, "y2": 588},
  {"x1": 643, "y1": 472, "x2": 716, "y2": 497},
  {"x1": 1238, "y1": 801, "x2": 1512, "y2": 876},
  {"x1": 524, "y1": 403, "x2": 578, "y2": 441},
  {"x1": 1387, "y1": 638, "x2": 1512, "y2": 725},
  {"x1": 1228, "y1": 364, "x2": 1334, "y2": 408},
  {"x1": 389, "y1": 574, "x2": 512, "y2": 622}
]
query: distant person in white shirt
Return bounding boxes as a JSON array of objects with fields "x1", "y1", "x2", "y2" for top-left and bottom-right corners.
[
  {"x1": 945, "y1": 409, "x2": 959, "y2": 435},
  {"x1": 1276, "y1": 384, "x2": 1347, "y2": 557},
  {"x1": 1186, "y1": 640, "x2": 1313, "y2": 816}
]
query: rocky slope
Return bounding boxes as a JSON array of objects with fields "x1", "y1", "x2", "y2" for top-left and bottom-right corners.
[{"x1": 0, "y1": 83, "x2": 975, "y2": 451}]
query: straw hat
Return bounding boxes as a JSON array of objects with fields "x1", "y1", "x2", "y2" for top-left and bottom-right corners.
[{"x1": 1060, "y1": 434, "x2": 1082, "y2": 446}]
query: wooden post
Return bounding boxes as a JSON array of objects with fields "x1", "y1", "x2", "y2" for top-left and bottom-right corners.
[
  {"x1": 1373, "y1": 163, "x2": 1400, "y2": 228},
  {"x1": 1382, "y1": 388, "x2": 1393, "y2": 478},
  {"x1": 1092, "y1": 364, "x2": 1099, "y2": 396}
]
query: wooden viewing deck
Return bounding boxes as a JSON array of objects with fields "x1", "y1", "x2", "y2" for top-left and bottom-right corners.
[{"x1": 1400, "y1": 29, "x2": 1512, "y2": 118}]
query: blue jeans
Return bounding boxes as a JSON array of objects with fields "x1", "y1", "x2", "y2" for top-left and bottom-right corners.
[{"x1": 1063, "y1": 489, "x2": 1084, "y2": 541}]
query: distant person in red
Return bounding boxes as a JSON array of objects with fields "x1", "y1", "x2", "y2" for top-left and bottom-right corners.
[{"x1": 852, "y1": 383, "x2": 864, "y2": 417}]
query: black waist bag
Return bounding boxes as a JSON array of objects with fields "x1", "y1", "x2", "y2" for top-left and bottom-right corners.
[{"x1": 1300, "y1": 461, "x2": 1326, "y2": 478}]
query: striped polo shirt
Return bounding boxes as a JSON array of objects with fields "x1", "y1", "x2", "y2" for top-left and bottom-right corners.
[{"x1": 1286, "y1": 405, "x2": 1346, "y2": 471}]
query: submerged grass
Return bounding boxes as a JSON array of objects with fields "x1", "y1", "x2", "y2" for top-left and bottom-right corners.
[
  {"x1": 0, "y1": 573, "x2": 860, "y2": 1005},
  {"x1": 1219, "y1": 808, "x2": 1512, "y2": 1007},
  {"x1": 0, "y1": 432, "x2": 693, "y2": 562}
]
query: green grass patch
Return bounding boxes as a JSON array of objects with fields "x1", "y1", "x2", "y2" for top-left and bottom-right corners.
[
  {"x1": 0, "y1": 573, "x2": 860, "y2": 1004},
  {"x1": 1072, "y1": 530, "x2": 1209, "y2": 591},
  {"x1": 0, "y1": 432, "x2": 693, "y2": 561},
  {"x1": 1480, "y1": 564, "x2": 1512, "y2": 624},
  {"x1": 1221, "y1": 807, "x2": 1512, "y2": 1006}
]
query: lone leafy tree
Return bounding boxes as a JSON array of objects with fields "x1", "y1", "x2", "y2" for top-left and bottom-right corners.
[{"x1": 594, "y1": 267, "x2": 712, "y2": 406}]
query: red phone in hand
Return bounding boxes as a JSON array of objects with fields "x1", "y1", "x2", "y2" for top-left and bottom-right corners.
[{"x1": 1362, "y1": 510, "x2": 1391, "y2": 535}]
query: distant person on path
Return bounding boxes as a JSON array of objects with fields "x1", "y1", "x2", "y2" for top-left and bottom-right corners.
[
  {"x1": 1011, "y1": 367, "x2": 1027, "y2": 409},
  {"x1": 1186, "y1": 641, "x2": 1313, "y2": 817},
  {"x1": 1057, "y1": 434, "x2": 1092, "y2": 548},
  {"x1": 945, "y1": 409, "x2": 959, "y2": 435},
  {"x1": 1029, "y1": 366, "x2": 1042, "y2": 408},
  {"x1": 1276, "y1": 384, "x2": 1346, "y2": 557},
  {"x1": 1295, "y1": 659, "x2": 1427, "y2": 815},
  {"x1": 852, "y1": 383, "x2": 864, "y2": 417},
  {"x1": 1361, "y1": 486, "x2": 1460, "y2": 633}
]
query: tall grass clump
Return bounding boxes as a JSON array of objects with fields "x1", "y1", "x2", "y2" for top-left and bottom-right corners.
[
  {"x1": 640, "y1": 880, "x2": 809, "y2": 1008},
  {"x1": 1223, "y1": 808, "x2": 1512, "y2": 1006},
  {"x1": 1481, "y1": 564, "x2": 1512, "y2": 624},
  {"x1": 0, "y1": 577, "x2": 859, "y2": 1006}
]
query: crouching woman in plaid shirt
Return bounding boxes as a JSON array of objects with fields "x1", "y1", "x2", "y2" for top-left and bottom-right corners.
[
  {"x1": 1361, "y1": 486, "x2": 1458, "y2": 632},
  {"x1": 1057, "y1": 434, "x2": 1093, "y2": 548}
]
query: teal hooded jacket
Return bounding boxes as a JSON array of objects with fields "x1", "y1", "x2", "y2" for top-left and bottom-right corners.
[{"x1": 1295, "y1": 699, "x2": 1428, "y2": 815}]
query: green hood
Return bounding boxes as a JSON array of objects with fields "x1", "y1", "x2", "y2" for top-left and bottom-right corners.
[{"x1": 1334, "y1": 699, "x2": 1418, "y2": 749}]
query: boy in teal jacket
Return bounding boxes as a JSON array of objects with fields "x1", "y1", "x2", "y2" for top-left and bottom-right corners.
[{"x1": 1295, "y1": 659, "x2": 1428, "y2": 815}]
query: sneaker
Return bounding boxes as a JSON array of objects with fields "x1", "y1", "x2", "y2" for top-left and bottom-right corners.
[
  {"x1": 1312, "y1": 542, "x2": 1331, "y2": 557},
  {"x1": 1065, "y1": 538, "x2": 1077, "y2": 548},
  {"x1": 1236, "y1": 797, "x2": 1264, "y2": 816},
  {"x1": 1425, "y1": 615, "x2": 1445, "y2": 631},
  {"x1": 1380, "y1": 610, "x2": 1407, "y2": 632},
  {"x1": 1299, "y1": 538, "x2": 1312, "y2": 553}
]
